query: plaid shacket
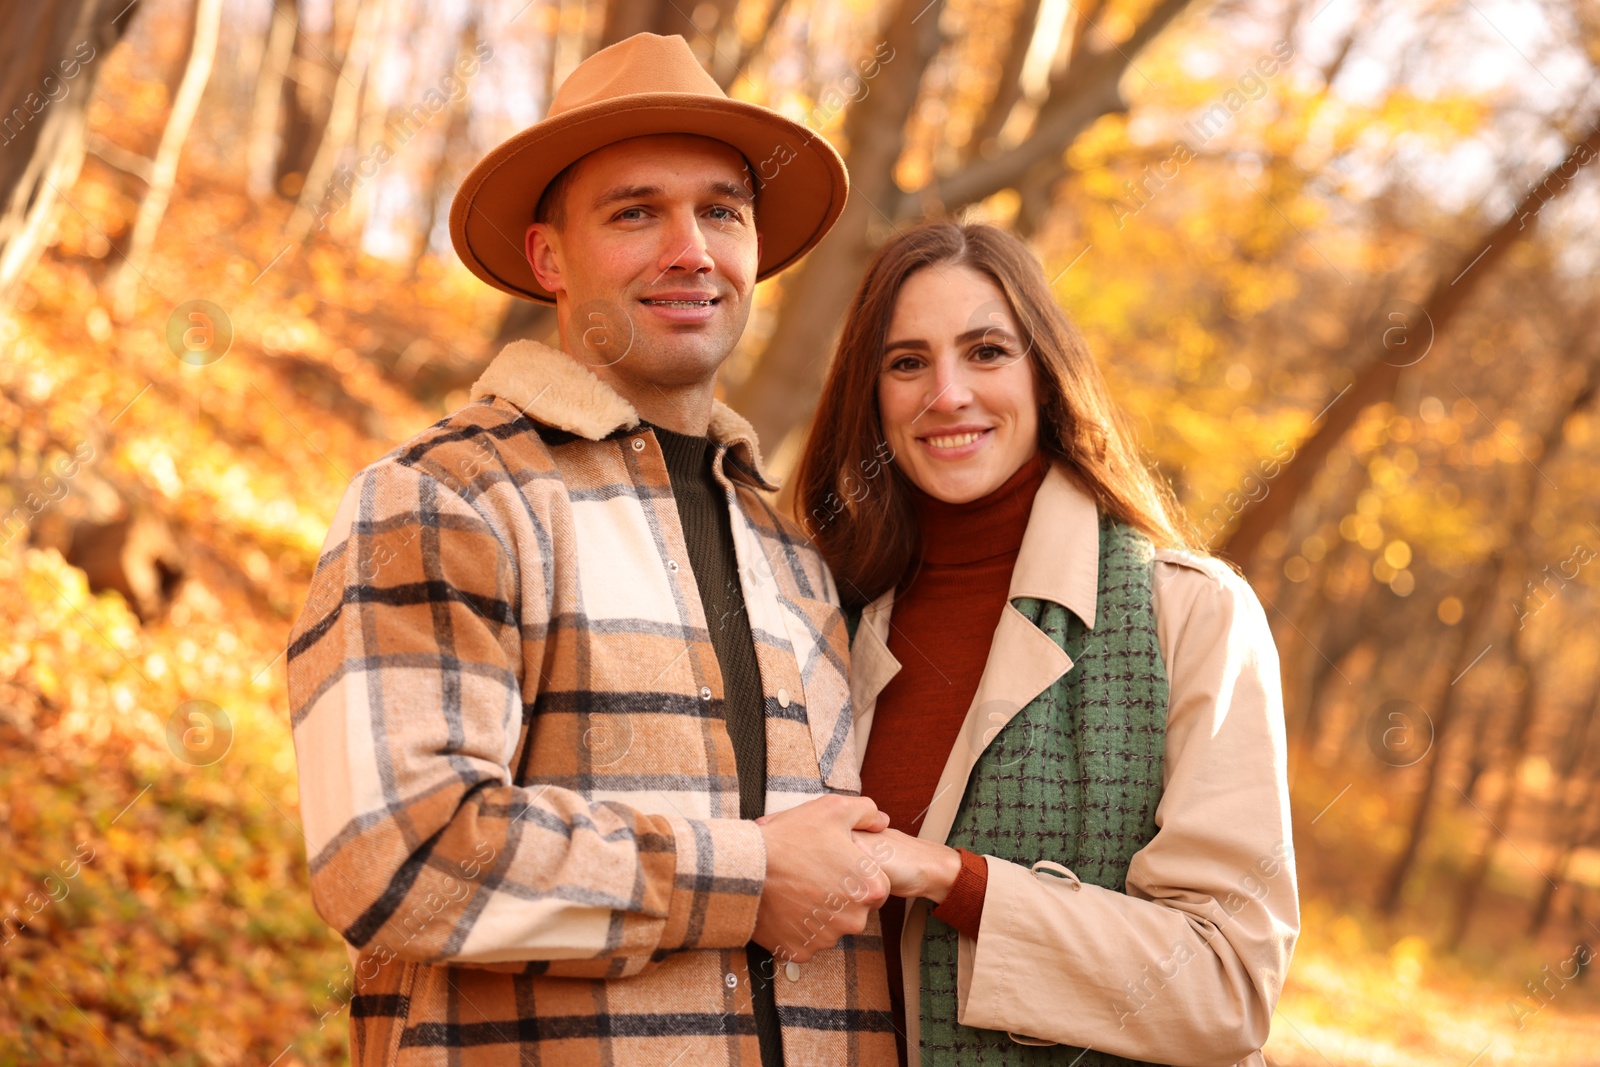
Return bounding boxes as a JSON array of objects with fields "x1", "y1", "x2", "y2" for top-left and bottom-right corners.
[{"x1": 286, "y1": 339, "x2": 896, "y2": 1067}]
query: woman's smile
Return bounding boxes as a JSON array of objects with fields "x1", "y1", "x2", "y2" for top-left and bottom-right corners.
[{"x1": 917, "y1": 425, "x2": 993, "y2": 457}]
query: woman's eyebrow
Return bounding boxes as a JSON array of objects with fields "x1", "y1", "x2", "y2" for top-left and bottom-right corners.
[
  {"x1": 956, "y1": 326, "x2": 1017, "y2": 344},
  {"x1": 885, "y1": 328, "x2": 1018, "y2": 351}
]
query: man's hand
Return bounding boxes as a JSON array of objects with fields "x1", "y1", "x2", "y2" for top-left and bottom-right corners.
[
  {"x1": 753, "y1": 796, "x2": 891, "y2": 963},
  {"x1": 851, "y1": 827, "x2": 962, "y2": 904}
]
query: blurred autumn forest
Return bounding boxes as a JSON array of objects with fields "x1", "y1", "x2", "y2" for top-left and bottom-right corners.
[{"x1": 3, "y1": 0, "x2": 1600, "y2": 1062}]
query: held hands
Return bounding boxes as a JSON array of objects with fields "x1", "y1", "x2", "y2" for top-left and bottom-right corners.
[
  {"x1": 752, "y1": 796, "x2": 891, "y2": 963},
  {"x1": 752, "y1": 799, "x2": 967, "y2": 964}
]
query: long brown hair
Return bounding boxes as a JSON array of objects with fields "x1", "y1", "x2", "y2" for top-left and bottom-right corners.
[{"x1": 794, "y1": 220, "x2": 1197, "y2": 607}]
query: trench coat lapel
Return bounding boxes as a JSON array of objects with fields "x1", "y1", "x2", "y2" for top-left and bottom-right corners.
[
  {"x1": 913, "y1": 463, "x2": 1100, "y2": 845},
  {"x1": 852, "y1": 462, "x2": 1100, "y2": 830},
  {"x1": 848, "y1": 463, "x2": 1103, "y2": 1067}
]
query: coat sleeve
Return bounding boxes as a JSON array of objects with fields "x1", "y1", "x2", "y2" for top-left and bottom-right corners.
[
  {"x1": 952, "y1": 554, "x2": 1299, "y2": 1065},
  {"x1": 286, "y1": 455, "x2": 765, "y2": 977}
]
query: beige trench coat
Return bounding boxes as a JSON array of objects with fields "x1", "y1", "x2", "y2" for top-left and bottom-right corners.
[{"x1": 851, "y1": 463, "x2": 1299, "y2": 1067}]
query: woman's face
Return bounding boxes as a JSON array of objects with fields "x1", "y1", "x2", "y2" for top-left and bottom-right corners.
[{"x1": 877, "y1": 264, "x2": 1039, "y2": 505}]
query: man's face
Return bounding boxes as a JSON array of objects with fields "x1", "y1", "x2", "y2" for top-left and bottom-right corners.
[{"x1": 525, "y1": 134, "x2": 761, "y2": 394}]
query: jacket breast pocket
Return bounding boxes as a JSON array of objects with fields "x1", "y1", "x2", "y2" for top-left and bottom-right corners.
[{"x1": 774, "y1": 591, "x2": 860, "y2": 795}]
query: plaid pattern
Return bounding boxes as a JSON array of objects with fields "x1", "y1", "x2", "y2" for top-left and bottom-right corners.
[
  {"x1": 920, "y1": 515, "x2": 1169, "y2": 1066},
  {"x1": 286, "y1": 340, "x2": 895, "y2": 1066}
]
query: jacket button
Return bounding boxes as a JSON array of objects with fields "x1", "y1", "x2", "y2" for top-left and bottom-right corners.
[
  {"x1": 785, "y1": 961, "x2": 801, "y2": 982},
  {"x1": 667, "y1": 560, "x2": 679, "y2": 572},
  {"x1": 776, "y1": 688, "x2": 790, "y2": 708},
  {"x1": 631, "y1": 438, "x2": 646, "y2": 452},
  {"x1": 700, "y1": 686, "x2": 712, "y2": 701}
]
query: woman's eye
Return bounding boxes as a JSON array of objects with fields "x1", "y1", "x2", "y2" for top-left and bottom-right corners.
[
  {"x1": 885, "y1": 355, "x2": 922, "y2": 372},
  {"x1": 973, "y1": 344, "x2": 1011, "y2": 362}
]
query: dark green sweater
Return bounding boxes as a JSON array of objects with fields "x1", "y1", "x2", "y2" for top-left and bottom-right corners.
[{"x1": 651, "y1": 424, "x2": 782, "y2": 1067}]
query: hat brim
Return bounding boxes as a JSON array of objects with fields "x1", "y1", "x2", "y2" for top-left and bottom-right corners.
[{"x1": 449, "y1": 95, "x2": 848, "y2": 304}]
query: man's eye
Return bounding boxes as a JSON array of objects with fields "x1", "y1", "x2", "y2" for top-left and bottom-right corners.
[
  {"x1": 615, "y1": 207, "x2": 648, "y2": 221},
  {"x1": 708, "y1": 205, "x2": 741, "y2": 221}
]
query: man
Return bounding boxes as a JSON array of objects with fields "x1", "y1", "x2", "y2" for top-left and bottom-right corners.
[{"x1": 285, "y1": 32, "x2": 898, "y2": 1067}]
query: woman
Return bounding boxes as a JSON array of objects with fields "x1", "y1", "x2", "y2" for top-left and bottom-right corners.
[{"x1": 795, "y1": 222, "x2": 1297, "y2": 1067}]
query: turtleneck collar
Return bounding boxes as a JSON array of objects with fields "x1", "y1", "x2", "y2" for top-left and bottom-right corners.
[
  {"x1": 648, "y1": 422, "x2": 714, "y2": 482},
  {"x1": 911, "y1": 451, "x2": 1049, "y2": 566}
]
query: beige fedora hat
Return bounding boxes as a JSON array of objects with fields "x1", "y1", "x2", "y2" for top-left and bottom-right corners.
[{"x1": 449, "y1": 33, "x2": 848, "y2": 304}]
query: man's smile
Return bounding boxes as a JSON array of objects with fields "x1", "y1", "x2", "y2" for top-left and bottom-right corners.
[{"x1": 637, "y1": 289, "x2": 723, "y2": 324}]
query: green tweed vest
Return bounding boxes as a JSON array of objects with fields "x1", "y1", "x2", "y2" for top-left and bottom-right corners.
[{"x1": 919, "y1": 514, "x2": 1169, "y2": 1066}]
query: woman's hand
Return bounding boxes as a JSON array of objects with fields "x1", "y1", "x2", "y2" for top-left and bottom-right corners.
[
  {"x1": 752, "y1": 797, "x2": 891, "y2": 963},
  {"x1": 852, "y1": 827, "x2": 962, "y2": 904}
]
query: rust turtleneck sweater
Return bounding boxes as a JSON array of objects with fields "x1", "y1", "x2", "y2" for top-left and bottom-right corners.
[{"x1": 859, "y1": 451, "x2": 1049, "y2": 1062}]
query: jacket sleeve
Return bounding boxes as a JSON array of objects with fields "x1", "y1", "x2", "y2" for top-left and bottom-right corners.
[
  {"x1": 952, "y1": 555, "x2": 1299, "y2": 1065},
  {"x1": 287, "y1": 455, "x2": 765, "y2": 977}
]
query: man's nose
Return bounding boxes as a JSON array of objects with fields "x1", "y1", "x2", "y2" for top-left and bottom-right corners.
[{"x1": 657, "y1": 213, "x2": 714, "y2": 275}]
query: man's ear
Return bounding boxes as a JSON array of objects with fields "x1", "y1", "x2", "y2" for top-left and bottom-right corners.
[{"x1": 526, "y1": 222, "x2": 563, "y2": 295}]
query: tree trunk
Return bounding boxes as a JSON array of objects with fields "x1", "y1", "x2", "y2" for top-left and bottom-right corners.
[
  {"x1": 106, "y1": 0, "x2": 224, "y2": 320},
  {"x1": 1455, "y1": 686, "x2": 1504, "y2": 808},
  {"x1": 594, "y1": 0, "x2": 699, "y2": 53},
  {"x1": 410, "y1": 18, "x2": 479, "y2": 276},
  {"x1": 726, "y1": 0, "x2": 947, "y2": 459},
  {"x1": 1377, "y1": 359, "x2": 1600, "y2": 914},
  {"x1": 343, "y1": 0, "x2": 404, "y2": 242},
  {"x1": 964, "y1": 0, "x2": 1046, "y2": 160},
  {"x1": 246, "y1": 2, "x2": 297, "y2": 197},
  {"x1": 1528, "y1": 776, "x2": 1600, "y2": 937},
  {"x1": 0, "y1": 0, "x2": 139, "y2": 301},
  {"x1": 1528, "y1": 674, "x2": 1600, "y2": 935},
  {"x1": 1528, "y1": 800, "x2": 1600, "y2": 937},
  {"x1": 1374, "y1": 553, "x2": 1510, "y2": 914},
  {"x1": 289, "y1": 0, "x2": 389, "y2": 244},
  {"x1": 1219, "y1": 115, "x2": 1600, "y2": 572},
  {"x1": 1446, "y1": 627, "x2": 1540, "y2": 949},
  {"x1": 273, "y1": 0, "x2": 332, "y2": 198}
]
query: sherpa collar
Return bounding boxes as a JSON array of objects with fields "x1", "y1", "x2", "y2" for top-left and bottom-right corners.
[{"x1": 468, "y1": 339, "x2": 778, "y2": 490}]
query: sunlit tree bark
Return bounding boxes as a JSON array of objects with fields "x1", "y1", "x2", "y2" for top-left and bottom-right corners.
[
  {"x1": 107, "y1": 0, "x2": 224, "y2": 319},
  {"x1": 0, "y1": 0, "x2": 139, "y2": 302}
]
